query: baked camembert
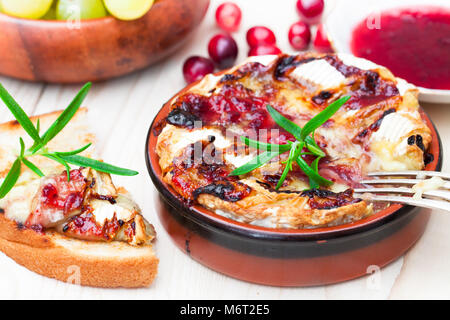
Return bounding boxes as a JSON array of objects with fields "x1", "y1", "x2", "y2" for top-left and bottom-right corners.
[{"x1": 155, "y1": 53, "x2": 433, "y2": 229}]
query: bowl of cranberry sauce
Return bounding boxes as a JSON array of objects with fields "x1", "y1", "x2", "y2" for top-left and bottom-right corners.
[{"x1": 325, "y1": 0, "x2": 450, "y2": 103}]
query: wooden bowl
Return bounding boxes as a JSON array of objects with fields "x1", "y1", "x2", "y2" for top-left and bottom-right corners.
[{"x1": 0, "y1": 0, "x2": 210, "y2": 83}]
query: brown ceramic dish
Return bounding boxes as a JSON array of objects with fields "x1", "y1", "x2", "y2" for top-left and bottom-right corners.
[
  {"x1": 145, "y1": 72, "x2": 443, "y2": 287},
  {"x1": 0, "y1": 0, "x2": 210, "y2": 83}
]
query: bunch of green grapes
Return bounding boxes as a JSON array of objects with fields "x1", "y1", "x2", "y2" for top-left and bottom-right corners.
[{"x1": 0, "y1": 0, "x2": 154, "y2": 21}]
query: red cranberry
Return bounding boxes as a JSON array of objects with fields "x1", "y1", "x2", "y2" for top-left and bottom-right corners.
[
  {"x1": 42, "y1": 184, "x2": 58, "y2": 205},
  {"x1": 182, "y1": 56, "x2": 215, "y2": 84},
  {"x1": 288, "y1": 21, "x2": 311, "y2": 50},
  {"x1": 73, "y1": 216, "x2": 85, "y2": 228},
  {"x1": 246, "y1": 26, "x2": 276, "y2": 47},
  {"x1": 64, "y1": 193, "x2": 83, "y2": 212},
  {"x1": 215, "y1": 2, "x2": 242, "y2": 32},
  {"x1": 208, "y1": 34, "x2": 238, "y2": 69},
  {"x1": 296, "y1": 0, "x2": 324, "y2": 25},
  {"x1": 313, "y1": 24, "x2": 333, "y2": 53},
  {"x1": 248, "y1": 45, "x2": 282, "y2": 56}
]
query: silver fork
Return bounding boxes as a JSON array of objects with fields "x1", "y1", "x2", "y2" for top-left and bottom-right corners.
[{"x1": 354, "y1": 171, "x2": 450, "y2": 212}]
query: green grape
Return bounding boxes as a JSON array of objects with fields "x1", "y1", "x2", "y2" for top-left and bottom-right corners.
[
  {"x1": 42, "y1": 2, "x2": 57, "y2": 20},
  {"x1": 1, "y1": 0, "x2": 53, "y2": 19},
  {"x1": 103, "y1": 0, "x2": 154, "y2": 21},
  {"x1": 56, "y1": 0, "x2": 107, "y2": 20}
]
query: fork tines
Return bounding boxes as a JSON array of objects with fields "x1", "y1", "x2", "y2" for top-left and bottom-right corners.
[
  {"x1": 354, "y1": 171, "x2": 450, "y2": 212},
  {"x1": 367, "y1": 171, "x2": 450, "y2": 180}
]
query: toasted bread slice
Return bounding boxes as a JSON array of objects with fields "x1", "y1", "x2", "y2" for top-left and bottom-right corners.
[{"x1": 0, "y1": 109, "x2": 158, "y2": 288}]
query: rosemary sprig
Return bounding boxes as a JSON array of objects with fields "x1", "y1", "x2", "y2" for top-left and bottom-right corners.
[
  {"x1": 229, "y1": 96, "x2": 350, "y2": 190},
  {"x1": 0, "y1": 82, "x2": 138, "y2": 199}
]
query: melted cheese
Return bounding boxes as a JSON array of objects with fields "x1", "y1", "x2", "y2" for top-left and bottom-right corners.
[
  {"x1": 396, "y1": 78, "x2": 417, "y2": 96},
  {"x1": 412, "y1": 177, "x2": 446, "y2": 200},
  {"x1": 371, "y1": 113, "x2": 416, "y2": 143},
  {"x1": 245, "y1": 55, "x2": 278, "y2": 67},
  {"x1": 0, "y1": 179, "x2": 40, "y2": 223},
  {"x1": 158, "y1": 125, "x2": 232, "y2": 168},
  {"x1": 91, "y1": 194, "x2": 137, "y2": 225},
  {"x1": 368, "y1": 112, "x2": 422, "y2": 171},
  {"x1": 291, "y1": 59, "x2": 346, "y2": 89},
  {"x1": 168, "y1": 126, "x2": 230, "y2": 152},
  {"x1": 337, "y1": 53, "x2": 379, "y2": 71},
  {"x1": 319, "y1": 128, "x2": 363, "y2": 160},
  {"x1": 190, "y1": 74, "x2": 222, "y2": 96},
  {"x1": 224, "y1": 153, "x2": 255, "y2": 168}
]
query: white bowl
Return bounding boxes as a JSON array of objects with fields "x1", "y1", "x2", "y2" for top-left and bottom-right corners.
[{"x1": 325, "y1": 0, "x2": 450, "y2": 104}]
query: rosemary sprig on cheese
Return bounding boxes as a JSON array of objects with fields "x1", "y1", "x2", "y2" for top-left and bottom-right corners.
[
  {"x1": 0, "y1": 82, "x2": 138, "y2": 199},
  {"x1": 229, "y1": 96, "x2": 350, "y2": 189}
]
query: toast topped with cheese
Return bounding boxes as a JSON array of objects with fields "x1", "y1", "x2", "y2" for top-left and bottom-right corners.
[{"x1": 0, "y1": 108, "x2": 158, "y2": 288}]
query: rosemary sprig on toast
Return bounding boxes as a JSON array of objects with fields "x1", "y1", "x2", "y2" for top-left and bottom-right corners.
[{"x1": 0, "y1": 82, "x2": 138, "y2": 199}]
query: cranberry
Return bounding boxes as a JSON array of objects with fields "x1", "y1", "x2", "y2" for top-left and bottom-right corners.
[
  {"x1": 42, "y1": 184, "x2": 58, "y2": 206},
  {"x1": 64, "y1": 193, "x2": 83, "y2": 212},
  {"x1": 313, "y1": 24, "x2": 333, "y2": 53},
  {"x1": 248, "y1": 45, "x2": 282, "y2": 56},
  {"x1": 73, "y1": 216, "x2": 85, "y2": 228},
  {"x1": 215, "y1": 2, "x2": 242, "y2": 32},
  {"x1": 288, "y1": 21, "x2": 311, "y2": 50},
  {"x1": 246, "y1": 26, "x2": 276, "y2": 47},
  {"x1": 208, "y1": 34, "x2": 238, "y2": 69},
  {"x1": 182, "y1": 56, "x2": 215, "y2": 84},
  {"x1": 296, "y1": 0, "x2": 324, "y2": 25}
]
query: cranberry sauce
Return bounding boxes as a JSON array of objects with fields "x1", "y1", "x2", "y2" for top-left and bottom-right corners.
[
  {"x1": 324, "y1": 57, "x2": 399, "y2": 109},
  {"x1": 170, "y1": 83, "x2": 295, "y2": 144},
  {"x1": 170, "y1": 141, "x2": 251, "y2": 202},
  {"x1": 351, "y1": 6, "x2": 450, "y2": 90},
  {"x1": 161, "y1": 54, "x2": 403, "y2": 196},
  {"x1": 167, "y1": 54, "x2": 400, "y2": 141},
  {"x1": 301, "y1": 189, "x2": 361, "y2": 210},
  {"x1": 40, "y1": 170, "x2": 86, "y2": 211},
  {"x1": 25, "y1": 169, "x2": 88, "y2": 229},
  {"x1": 193, "y1": 180, "x2": 252, "y2": 202},
  {"x1": 63, "y1": 212, "x2": 122, "y2": 241}
]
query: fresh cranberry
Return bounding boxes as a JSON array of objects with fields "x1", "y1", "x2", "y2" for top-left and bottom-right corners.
[
  {"x1": 313, "y1": 24, "x2": 333, "y2": 53},
  {"x1": 208, "y1": 34, "x2": 238, "y2": 69},
  {"x1": 248, "y1": 45, "x2": 282, "y2": 56},
  {"x1": 215, "y1": 2, "x2": 242, "y2": 32},
  {"x1": 182, "y1": 56, "x2": 215, "y2": 84},
  {"x1": 246, "y1": 26, "x2": 276, "y2": 47},
  {"x1": 296, "y1": 0, "x2": 324, "y2": 25},
  {"x1": 288, "y1": 21, "x2": 311, "y2": 50}
]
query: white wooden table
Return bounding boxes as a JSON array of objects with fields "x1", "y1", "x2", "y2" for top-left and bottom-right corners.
[{"x1": 0, "y1": 0, "x2": 449, "y2": 299}]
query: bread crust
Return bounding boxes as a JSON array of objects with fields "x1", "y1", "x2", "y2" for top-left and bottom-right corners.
[
  {"x1": 0, "y1": 235, "x2": 158, "y2": 288},
  {"x1": 0, "y1": 109, "x2": 158, "y2": 288}
]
